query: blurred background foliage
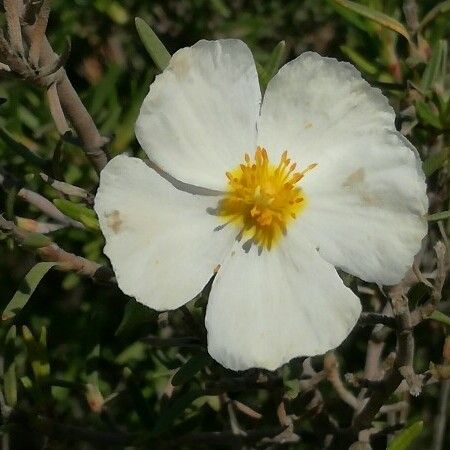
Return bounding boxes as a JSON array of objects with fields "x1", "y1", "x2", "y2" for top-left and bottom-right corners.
[{"x1": 0, "y1": 0, "x2": 449, "y2": 449}]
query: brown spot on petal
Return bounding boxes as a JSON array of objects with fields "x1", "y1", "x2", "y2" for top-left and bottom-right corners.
[
  {"x1": 342, "y1": 168, "x2": 365, "y2": 188},
  {"x1": 105, "y1": 210, "x2": 123, "y2": 234},
  {"x1": 360, "y1": 192, "x2": 380, "y2": 207},
  {"x1": 304, "y1": 121, "x2": 313, "y2": 129}
]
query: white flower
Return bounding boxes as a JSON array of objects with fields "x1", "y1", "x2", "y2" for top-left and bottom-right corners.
[{"x1": 94, "y1": 39, "x2": 428, "y2": 371}]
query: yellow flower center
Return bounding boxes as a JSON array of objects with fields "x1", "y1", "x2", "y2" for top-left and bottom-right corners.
[{"x1": 218, "y1": 147, "x2": 317, "y2": 250}]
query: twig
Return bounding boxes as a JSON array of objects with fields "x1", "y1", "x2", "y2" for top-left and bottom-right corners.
[
  {"x1": 0, "y1": 170, "x2": 83, "y2": 228},
  {"x1": 432, "y1": 379, "x2": 450, "y2": 450},
  {"x1": 39, "y1": 173, "x2": 93, "y2": 202},
  {"x1": 28, "y1": 0, "x2": 51, "y2": 67},
  {"x1": 46, "y1": 82, "x2": 70, "y2": 135},
  {"x1": 233, "y1": 400, "x2": 262, "y2": 420},
  {"x1": 16, "y1": 216, "x2": 65, "y2": 233},
  {"x1": 0, "y1": 216, "x2": 114, "y2": 282},
  {"x1": 410, "y1": 242, "x2": 448, "y2": 326},
  {"x1": 1, "y1": 2, "x2": 110, "y2": 173},
  {"x1": 352, "y1": 284, "x2": 415, "y2": 431},
  {"x1": 28, "y1": 33, "x2": 109, "y2": 173},
  {"x1": 324, "y1": 352, "x2": 359, "y2": 410},
  {"x1": 4, "y1": 0, "x2": 24, "y2": 55},
  {"x1": 403, "y1": 0, "x2": 419, "y2": 34},
  {"x1": 358, "y1": 313, "x2": 396, "y2": 328}
]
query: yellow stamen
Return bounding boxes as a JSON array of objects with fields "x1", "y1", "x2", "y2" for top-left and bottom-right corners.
[{"x1": 218, "y1": 148, "x2": 317, "y2": 250}]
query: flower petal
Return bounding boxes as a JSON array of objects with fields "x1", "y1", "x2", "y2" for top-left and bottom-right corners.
[
  {"x1": 257, "y1": 52, "x2": 427, "y2": 284},
  {"x1": 257, "y1": 52, "x2": 395, "y2": 167},
  {"x1": 136, "y1": 39, "x2": 261, "y2": 191},
  {"x1": 205, "y1": 236, "x2": 361, "y2": 371},
  {"x1": 296, "y1": 135, "x2": 427, "y2": 284},
  {"x1": 94, "y1": 155, "x2": 234, "y2": 310}
]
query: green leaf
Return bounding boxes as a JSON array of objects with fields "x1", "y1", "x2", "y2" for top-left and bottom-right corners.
[
  {"x1": 151, "y1": 389, "x2": 204, "y2": 435},
  {"x1": 260, "y1": 41, "x2": 286, "y2": 89},
  {"x1": 22, "y1": 325, "x2": 51, "y2": 382},
  {"x1": 53, "y1": 199, "x2": 99, "y2": 230},
  {"x1": 415, "y1": 101, "x2": 442, "y2": 129},
  {"x1": 4, "y1": 326, "x2": 17, "y2": 407},
  {"x1": 123, "y1": 367, "x2": 152, "y2": 423},
  {"x1": 430, "y1": 310, "x2": 450, "y2": 327},
  {"x1": 209, "y1": 0, "x2": 231, "y2": 17},
  {"x1": 421, "y1": 40, "x2": 448, "y2": 92},
  {"x1": 90, "y1": 65, "x2": 123, "y2": 117},
  {"x1": 0, "y1": 128, "x2": 48, "y2": 169},
  {"x1": 172, "y1": 352, "x2": 210, "y2": 386},
  {"x1": 135, "y1": 17, "x2": 171, "y2": 71},
  {"x1": 426, "y1": 210, "x2": 450, "y2": 221},
  {"x1": 387, "y1": 420, "x2": 423, "y2": 450},
  {"x1": 419, "y1": 0, "x2": 450, "y2": 32},
  {"x1": 331, "y1": 0, "x2": 411, "y2": 42},
  {"x1": 115, "y1": 299, "x2": 156, "y2": 337},
  {"x1": 22, "y1": 232, "x2": 53, "y2": 249},
  {"x1": 340, "y1": 45, "x2": 378, "y2": 75},
  {"x1": 2, "y1": 262, "x2": 57, "y2": 321},
  {"x1": 422, "y1": 148, "x2": 449, "y2": 176}
]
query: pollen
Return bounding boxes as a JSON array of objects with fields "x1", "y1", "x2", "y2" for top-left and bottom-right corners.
[{"x1": 218, "y1": 147, "x2": 316, "y2": 250}]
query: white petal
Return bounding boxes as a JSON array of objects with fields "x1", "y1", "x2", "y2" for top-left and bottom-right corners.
[
  {"x1": 257, "y1": 52, "x2": 427, "y2": 284},
  {"x1": 94, "y1": 155, "x2": 234, "y2": 310},
  {"x1": 136, "y1": 39, "x2": 261, "y2": 191},
  {"x1": 205, "y1": 236, "x2": 361, "y2": 371},
  {"x1": 257, "y1": 51, "x2": 394, "y2": 167},
  {"x1": 297, "y1": 134, "x2": 427, "y2": 285}
]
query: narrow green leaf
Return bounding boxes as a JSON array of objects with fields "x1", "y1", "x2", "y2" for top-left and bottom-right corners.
[
  {"x1": 209, "y1": 0, "x2": 231, "y2": 17},
  {"x1": 331, "y1": 0, "x2": 411, "y2": 42},
  {"x1": 332, "y1": 2, "x2": 375, "y2": 34},
  {"x1": 340, "y1": 45, "x2": 378, "y2": 75},
  {"x1": 422, "y1": 148, "x2": 449, "y2": 176},
  {"x1": 22, "y1": 325, "x2": 51, "y2": 382},
  {"x1": 387, "y1": 421, "x2": 423, "y2": 450},
  {"x1": 22, "y1": 232, "x2": 52, "y2": 249},
  {"x1": 53, "y1": 199, "x2": 99, "y2": 230},
  {"x1": 135, "y1": 17, "x2": 171, "y2": 71},
  {"x1": 431, "y1": 310, "x2": 450, "y2": 327},
  {"x1": 0, "y1": 128, "x2": 48, "y2": 169},
  {"x1": 419, "y1": 0, "x2": 450, "y2": 32},
  {"x1": 421, "y1": 40, "x2": 448, "y2": 92},
  {"x1": 256, "y1": 61, "x2": 269, "y2": 89},
  {"x1": 415, "y1": 101, "x2": 442, "y2": 129},
  {"x1": 90, "y1": 65, "x2": 123, "y2": 117},
  {"x1": 115, "y1": 299, "x2": 156, "y2": 337},
  {"x1": 4, "y1": 326, "x2": 17, "y2": 407},
  {"x1": 426, "y1": 211, "x2": 450, "y2": 221},
  {"x1": 172, "y1": 352, "x2": 210, "y2": 386},
  {"x1": 2, "y1": 262, "x2": 56, "y2": 321},
  {"x1": 263, "y1": 41, "x2": 286, "y2": 87},
  {"x1": 123, "y1": 367, "x2": 152, "y2": 423},
  {"x1": 151, "y1": 389, "x2": 204, "y2": 435}
]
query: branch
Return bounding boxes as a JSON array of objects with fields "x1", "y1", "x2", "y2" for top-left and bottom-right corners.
[
  {"x1": 4, "y1": 0, "x2": 24, "y2": 55},
  {"x1": 0, "y1": 170, "x2": 83, "y2": 228},
  {"x1": 324, "y1": 352, "x2": 359, "y2": 410},
  {"x1": 432, "y1": 379, "x2": 450, "y2": 450},
  {"x1": 1, "y1": 1, "x2": 110, "y2": 173},
  {"x1": 352, "y1": 285, "x2": 415, "y2": 431},
  {"x1": 358, "y1": 313, "x2": 397, "y2": 328},
  {"x1": 0, "y1": 216, "x2": 114, "y2": 282}
]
